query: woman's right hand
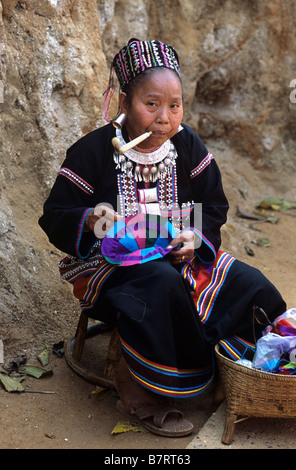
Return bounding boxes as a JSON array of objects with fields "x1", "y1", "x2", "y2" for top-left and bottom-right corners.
[{"x1": 85, "y1": 204, "x2": 122, "y2": 238}]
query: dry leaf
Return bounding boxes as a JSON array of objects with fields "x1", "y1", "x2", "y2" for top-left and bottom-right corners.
[
  {"x1": 18, "y1": 365, "x2": 53, "y2": 378},
  {"x1": 257, "y1": 198, "x2": 296, "y2": 211},
  {"x1": 0, "y1": 372, "x2": 24, "y2": 392},
  {"x1": 38, "y1": 346, "x2": 49, "y2": 366},
  {"x1": 111, "y1": 420, "x2": 147, "y2": 435},
  {"x1": 90, "y1": 386, "x2": 110, "y2": 400}
]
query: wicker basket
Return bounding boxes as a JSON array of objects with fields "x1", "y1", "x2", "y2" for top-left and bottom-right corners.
[{"x1": 215, "y1": 343, "x2": 296, "y2": 444}]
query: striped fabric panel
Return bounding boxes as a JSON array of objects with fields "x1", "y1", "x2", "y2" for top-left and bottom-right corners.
[
  {"x1": 197, "y1": 252, "x2": 236, "y2": 324},
  {"x1": 120, "y1": 336, "x2": 214, "y2": 397},
  {"x1": 80, "y1": 261, "x2": 117, "y2": 311},
  {"x1": 181, "y1": 254, "x2": 198, "y2": 290},
  {"x1": 190, "y1": 153, "x2": 214, "y2": 179},
  {"x1": 58, "y1": 168, "x2": 94, "y2": 195},
  {"x1": 219, "y1": 337, "x2": 256, "y2": 361},
  {"x1": 159, "y1": 204, "x2": 193, "y2": 219},
  {"x1": 188, "y1": 227, "x2": 216, "y2": 263},
  {"x1": 129, "y1": 368, "x2": 213, "y2": 398}
]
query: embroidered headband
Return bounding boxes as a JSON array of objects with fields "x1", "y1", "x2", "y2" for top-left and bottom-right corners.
[
  {"x1": 103, "y1": 38, "x2": 181, "y2": 121},
  {"x1": 113, "y1": 38, "x2": 180, "y2": 90}
]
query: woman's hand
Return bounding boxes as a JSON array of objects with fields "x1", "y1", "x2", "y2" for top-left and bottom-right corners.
[
  {"x1": 168, "y1": 230, "x2": 195, "y2": 264},
  {"x1": 85, "y1": 205, "x2": 122, "y2": 238}
]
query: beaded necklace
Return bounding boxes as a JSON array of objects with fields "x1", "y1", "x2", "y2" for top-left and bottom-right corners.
[
  {"x1": 113, "y1": 127, "x2": 192, "y2": 234},
  {"x1": 113, "y1": 128, "x2": 177, "y2": 183}
]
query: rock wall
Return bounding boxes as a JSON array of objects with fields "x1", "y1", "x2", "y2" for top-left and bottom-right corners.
[
  {"x1": 0, "y1": 0, "x2": 110, "y2": 359},
  {"x1": 99, "y1": 0, "x2": 296, "y2": 170},
  {"x1": 0, "y1": 0, "x2": 295, "y2": 360}
]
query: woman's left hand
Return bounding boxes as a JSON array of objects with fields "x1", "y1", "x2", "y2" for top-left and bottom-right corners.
[{"x1": 168, "y1": 230, "x2": 195, "y2": 264}]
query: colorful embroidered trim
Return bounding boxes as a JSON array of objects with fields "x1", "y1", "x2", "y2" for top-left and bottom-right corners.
[
  {"x1": 75, "y1": 208, "x2": 94, "y2": 259},
  {"x1": 190, "y1": 153, "x2": 214, "y2": 179},
  {"x1": 159, "y1": 203, "x2": 193, "y2": 219},
  {"x1": 189, "y1": 227, "x2": 216, "y2": 263},
  {"x1": 112, "y1": 39, "x2": 180, "y2": 91},
  {"x1": 129, "y1": 367, "x2": 213, "y2": 398},
  {"x1": 196, "y1": 251, "x2": 236, "y2": 324},
  {"x1": 157, "y1": 165, "x2": 178, "y2": 208},
  {"x1": 219, "y1": 336, "x2": 256, "y2": 361},
  {"x1": 117, "y1": 173, "x2": 139, "y2": 217},
  {"x1": 120, "y1": 336, "x2": 214, "y2": 397},
  {"x1": 79, "y1": 260, "x2": 117, "y2": 312},
  {"x1": 181, "y1": 254, "x2": 199, "y2": 290},
  {"x1": 58, "y1": 168, "x2": 94, "y2": 195},
  {"x1": 59, "y1": 252, "x2": 104, "y2": 283}
]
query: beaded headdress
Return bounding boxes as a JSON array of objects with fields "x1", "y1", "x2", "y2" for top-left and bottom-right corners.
[{"x1": 103, "y1": 38, "x2": 181, "y2": 121}]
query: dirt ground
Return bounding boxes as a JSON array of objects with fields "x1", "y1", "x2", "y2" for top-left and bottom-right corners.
[{"x1": 1, "y1": 186, "x2": 296, "y2": 451}]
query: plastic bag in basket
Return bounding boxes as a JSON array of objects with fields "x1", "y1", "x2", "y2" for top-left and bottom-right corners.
[
  {"x1": 263, "y1": 308, "x2": 296, "y2": 337},
  {"x1": 253, "y1": 331, "x2": 296, "y2": 373}
]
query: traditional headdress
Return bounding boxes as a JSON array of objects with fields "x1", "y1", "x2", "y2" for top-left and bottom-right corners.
[{"x1": 103, "y1": 38, "x2": 181, "y2": 121}]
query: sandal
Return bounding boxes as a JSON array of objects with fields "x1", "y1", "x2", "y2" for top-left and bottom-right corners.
[{"x1": 116, "y1": 400, "x2": 194, "y2": 437}]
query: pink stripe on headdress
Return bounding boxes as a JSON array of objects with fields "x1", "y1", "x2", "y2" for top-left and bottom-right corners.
[
  {"x1": 103, "y1": 69, "x2": 118, "y2": 122},
  {"x1": 144, "y1": 41, "x2": 152, "y2": 68},
  {"x1": 118, "y1": 53, "x2": 129, "y2": 86},
  {"x1": 140, "y1": 41, "x2": 148, "y2": 69},
  {"x1": 137, "y1": 41, "x2": 145, "y2": 72},
  {"x1": 148, "y1": 41, "x2": 157, "y2": 67},
  {"x1": 126, "y1": 44, "x2": 135, "y2": 78},
  {"x1": 160, "y1": 41, "x2": 169, "y2": 68}
]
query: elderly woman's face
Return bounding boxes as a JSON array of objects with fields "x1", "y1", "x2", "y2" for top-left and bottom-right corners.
[{"x1": 120, "y1": 69, "x2": 183, "y2": 149}]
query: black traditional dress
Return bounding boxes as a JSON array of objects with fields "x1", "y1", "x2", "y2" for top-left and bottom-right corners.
[{"x1": 39, "y1": 123, "x2": 286, "y2": 397}]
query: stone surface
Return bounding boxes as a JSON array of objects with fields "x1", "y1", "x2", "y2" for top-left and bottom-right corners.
[{"x1": 187, "y1": 401, "x2": 296, "y2": 449}]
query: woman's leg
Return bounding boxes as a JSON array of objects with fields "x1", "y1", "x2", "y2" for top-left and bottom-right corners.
[
  {"x1": 102, "y1": 258, "x2": 213, "y2": 402},
  {"x1": 115, "y1": 355, "x2": 161, "y2": 413}
]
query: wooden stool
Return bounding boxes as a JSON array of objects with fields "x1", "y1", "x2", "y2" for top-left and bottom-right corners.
[{"x1": 64, "y1": 311, "x2": 122, "y2": 389}]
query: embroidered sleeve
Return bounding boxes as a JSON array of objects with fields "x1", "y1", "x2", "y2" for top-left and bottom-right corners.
[
  {"x1": 190, "y1": 153, "x2": 214, "y2": 179},
  {"x1": 189, "y1": 226, "x2": 216, "y2": 264},
  {"x1": 173, "y1": 125, "x2": 228, "y2": 262},
  {"x1": 58, "y1": 168, "x2": 94, "y2": 195}
]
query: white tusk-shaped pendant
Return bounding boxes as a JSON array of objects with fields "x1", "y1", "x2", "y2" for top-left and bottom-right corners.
[{"x1": 112, "y1": 131, "x2": 152, "y2": 154}]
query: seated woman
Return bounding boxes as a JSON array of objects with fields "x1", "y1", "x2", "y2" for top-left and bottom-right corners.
[{"x1": 39, "y1": 38, "x2": 286, "y2": 437}]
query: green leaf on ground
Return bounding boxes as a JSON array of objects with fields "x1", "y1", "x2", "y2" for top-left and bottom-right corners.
[
  {"x1": 18, "y1": 365, "x2": 53, "y2": 379},
  {"x1": 258, "y1": 198, "x2": 296, "y2": 211},
  {"x1": 38, "y1": 346, "x2": 49, "y2": 367},
  {"x1": 0, "y1": 372, "x2": 24, "y2": 392},
  {"x1": 111, "y1": 421, "x2": 147, "y2": 435}
]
